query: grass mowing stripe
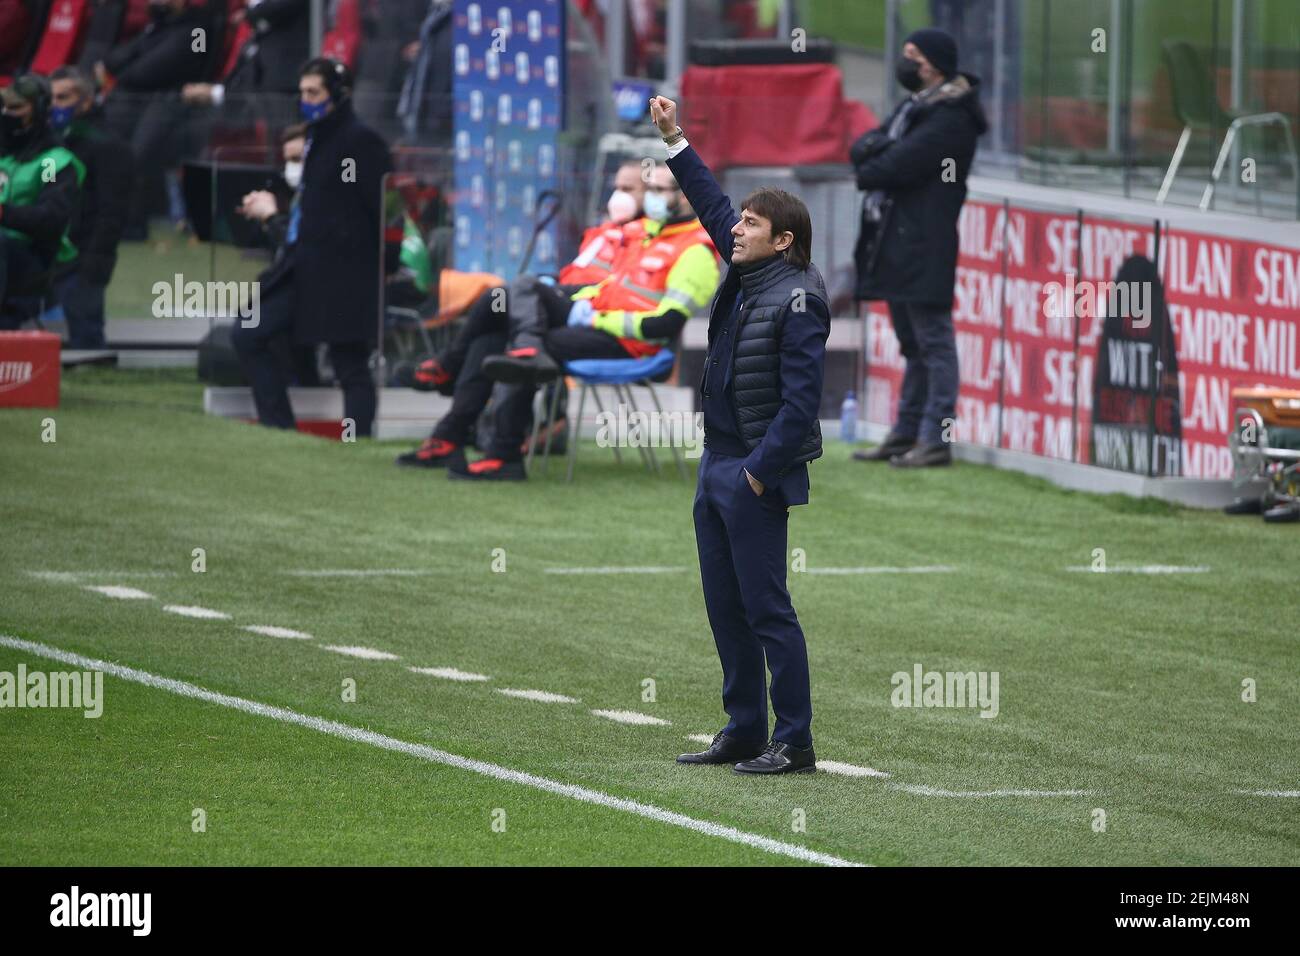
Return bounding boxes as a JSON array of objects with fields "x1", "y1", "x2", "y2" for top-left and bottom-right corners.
[{"x1": 0, "y1": 635, "x2": 867, "y2": 868}]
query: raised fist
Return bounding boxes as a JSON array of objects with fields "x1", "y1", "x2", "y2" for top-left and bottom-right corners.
[{"x1": 649, "y1": 95, "x2": 678, "y2": 137}]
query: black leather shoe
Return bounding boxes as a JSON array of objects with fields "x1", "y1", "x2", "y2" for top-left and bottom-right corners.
[
  {"x1": 734, "y1": 740, "x2": 816, "y2": 775},
  {"x1": 676, "y1": 732, "x2": 767, "y2": 765},
  {"x1": 482, "y1": 348, "x2": 560, "y2": 385},
  {"x1": 1223, "y1": 496, "x2": 1263, "y2": 515},
  {"x1": 890, "y1": 442, "x2": 952, "y2": 468},
  {"x1": 852, "y1": 431, "x2": 916, "y2": 462}
]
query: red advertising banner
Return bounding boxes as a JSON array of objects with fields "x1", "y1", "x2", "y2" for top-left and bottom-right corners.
[{"x1": 863, "y1": 198, "x2": 1300, "y2": 479}]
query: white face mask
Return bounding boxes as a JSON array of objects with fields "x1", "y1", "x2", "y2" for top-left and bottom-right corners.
[
  {"x1": 643, "y1": 190, "x2": 672, "y2": 222},
  {"x1": 283, "y1": 160, "x2": 303, "y2": 190},
  {"x1": 606, "y1": 188, "x2": 638, "y2": 224}
]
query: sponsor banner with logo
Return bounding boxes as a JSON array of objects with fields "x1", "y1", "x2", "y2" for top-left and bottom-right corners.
[
  {"x1": 863, "y1": 199, "x2": 1300, "y2": 479},
  {"x1": 452, "y1": 0, "x2": 565, "y2": 278}
]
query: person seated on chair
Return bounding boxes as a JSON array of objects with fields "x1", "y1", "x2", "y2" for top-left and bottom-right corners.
[
  {"x1": 0, "y1": 75, "x2": 85, "y2": 329},
  {"x1": 405, "y1": 158, "x2": 647, "y2": 398},
  {"x1": 394, "y1": 162, "x2": 718, "y2": 481}
]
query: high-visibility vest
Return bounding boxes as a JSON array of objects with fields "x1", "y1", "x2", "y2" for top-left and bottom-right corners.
[
  {"x1": 0, "y1": 145, "x2": 86, "y2": 265},
  {"x1": 557, "y1": 220, "x2": 628, "y2": 287},
  {"x1": 590, "y1": 217, "x2": 714, "y2": 314}
]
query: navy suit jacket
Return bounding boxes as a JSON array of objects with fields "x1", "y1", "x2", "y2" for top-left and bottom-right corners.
[{"x1": 667, "y1": 145, "x2": 828, "y2": 500}]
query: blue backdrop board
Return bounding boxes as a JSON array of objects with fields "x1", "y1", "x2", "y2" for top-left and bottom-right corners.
[{"x1": 452, "y1": 0, "x2": 566, "y2": 277}]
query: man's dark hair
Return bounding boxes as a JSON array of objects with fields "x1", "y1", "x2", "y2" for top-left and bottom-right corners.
[
  {"x1": 740, "y1": 187, "x2": 812, "y2": 271},
  {"x1": 298, "y1": 57, "x2": 353, "y2": 100},
  {"x1": 280, "y1": 122, "x2": 308, "y2": 145},
  {"x1": 50, "y1": 66, "x2": 95, "y2": 97}
]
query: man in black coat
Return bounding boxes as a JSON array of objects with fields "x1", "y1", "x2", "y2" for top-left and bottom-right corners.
[
  {"x1": 232, "y1": 58, "x2": 393, "y2": 438},
  {"x1": 652, "y1": 95, "x2": 830, "y2": 776},
  {"x1": 851, "y1": 28, "x2": 987, "y2": 468},
  {"x1": 50, "y1": 66, "x2": 132, "y2": 350}
]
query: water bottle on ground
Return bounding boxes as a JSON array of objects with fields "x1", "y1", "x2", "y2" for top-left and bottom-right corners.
[{"x1": 840, "y1": 390, "x2": 858, "y2": 443}]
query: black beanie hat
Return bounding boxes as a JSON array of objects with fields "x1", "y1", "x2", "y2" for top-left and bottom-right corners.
[{"x1": 905, "y1": 27, "x2": 959, "y2": 78}]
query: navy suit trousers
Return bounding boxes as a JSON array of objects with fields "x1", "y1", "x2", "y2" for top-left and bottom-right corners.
[{"x1": 692, "y1": 447, "x2": 812, "y2": 747}]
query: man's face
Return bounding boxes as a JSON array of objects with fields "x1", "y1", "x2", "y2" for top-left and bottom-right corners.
[
  {"x1": 648, "y1": 165, "x2": 692, "y2": 218},
  {"x1": 901, "y1": 42, "x2": 942, "y2": 87},
  {"x1": 614, "y1": 164, "x2": 645, "y2": 211},
  {"x1": 282, "y1": 136, "x2": 305, "y2": 165},
  {"x1": 299, "y1": 75, "x2": 331, "y2": 107},
  {"x1": 51, "y1": 79, "x2": 87, "y2": 116},
  {"x1": 730, "y1": 208, "x2": 791, "y2": 265}
]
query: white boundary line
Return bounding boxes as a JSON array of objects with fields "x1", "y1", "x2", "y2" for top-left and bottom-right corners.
[
  {"x1": 0, "y1": 636, "x2": 862, "y2": 868},
  {"x1": 1063, "y1": 565, "x2": 1210, "y2": 574},
  {"x1": 544, "y1": 566, "x2": 691, "y2": 575}
]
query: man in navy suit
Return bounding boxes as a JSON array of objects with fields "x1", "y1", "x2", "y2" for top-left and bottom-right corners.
[{"x1": 652, "y1": 96, "x2": 829, "y2": 775}]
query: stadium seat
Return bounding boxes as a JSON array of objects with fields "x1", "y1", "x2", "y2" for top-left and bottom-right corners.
[
  {"x1": 28, "y1": 0, "x2": 91, "y2": 75},
  {"x1": 528, "y1": 349, "x2": 686, "y2": 482},
  {"x1": 321, "y1": 0, "x2": 362, "y2": 70}
]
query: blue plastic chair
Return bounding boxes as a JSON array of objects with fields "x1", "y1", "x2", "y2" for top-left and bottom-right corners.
[{"x1": 527, "y1": 349, "x2": 688, "y2": 481}]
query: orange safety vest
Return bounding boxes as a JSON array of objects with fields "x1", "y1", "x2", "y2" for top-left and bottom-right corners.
[
  {"x1": 586, "y1": 217, "x2": 715, "y2": 358},
  {"x1": 590, "y1": 217, "x2": 714, "y2": 314},
  {"x1": 557, "y1": 220, "x2": 629, "y2": 287}
]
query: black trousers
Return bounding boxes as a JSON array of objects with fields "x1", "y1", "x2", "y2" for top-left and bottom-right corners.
[
  {"x1": 231, "y1": 280, "x2": 376, "y2": 436},
  {"x1": 430, "y1": 282, "x2": 628, "y2": 459}
]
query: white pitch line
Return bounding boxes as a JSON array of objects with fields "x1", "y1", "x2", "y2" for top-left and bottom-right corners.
[
  {"x1": 29, "y1": 571, "x2": 177, "y2": 581},
  {"x1": 891, "y1": 784, "x2": 1091, "y2": 798},
  {"x1": 497, "y1": 688, "x2": 579, "y2": 704},
  {"x1": 686, "y1": 733, "x2": 716, "y2": 745},
  {"x1": 820, "y1": 760, "x2": 891, "y2": 779},
  {"x1": 1234, "y1": 789, "x2": 1300, "y2": 798},
  {"x1": 544, "y1": 566, "x2": 690, "y2": 575},
  {"x1": 410, "y1": 666, "x2": 490, "y2": 683},
  {"x1": 1064, "y1": 565, "x2": 1210, "y2": 574},
  {"x1": 83, "y1": 585, "x2": 154, "y2": 600},
  {"x1": 282, "y1": 569, "x2": 436, "y2": 577},
  {"x1": 0, "y1": 635, "x2": 861, "y2": 867},
  {"x1": 320, "y1": 645, "x2": 401, "y2": 661},
  {"x1": 806, "y1": 566, "x2": 955, "y2": 575},
  {"x1": 592, "y1": 709, "x2": 671, "y2": 726},
  {"x1": 244, "y1": 625, "x2": 313, "y2": 640},
  {"x1": 161, "y1": 605, "x2": 231, "y2": 620}
]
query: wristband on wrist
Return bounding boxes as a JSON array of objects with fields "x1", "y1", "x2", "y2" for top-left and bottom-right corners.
[{"x1": 662, "y1": 125, "x2": 684, "y2": 146}]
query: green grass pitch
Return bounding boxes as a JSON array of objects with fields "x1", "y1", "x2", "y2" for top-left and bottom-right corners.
[{"x1": 1, "y1": 367, "x2": 1297, "y2": 866}]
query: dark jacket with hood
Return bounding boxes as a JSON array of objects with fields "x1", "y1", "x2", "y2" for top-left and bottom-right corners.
[{"x1": 851, "y1": 72, "x2": 988, "y2": 304}]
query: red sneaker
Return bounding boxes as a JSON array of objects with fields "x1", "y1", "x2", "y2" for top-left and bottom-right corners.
[
  {"x1": 412, "y1": 357, "x2": 455, "y2": 395},
  {"x1": 394, "y1": 437, "x2": 465, "y2": 469},
  {"x1": 448, "y1": 457, "x2": 527, "y2": 481}
]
